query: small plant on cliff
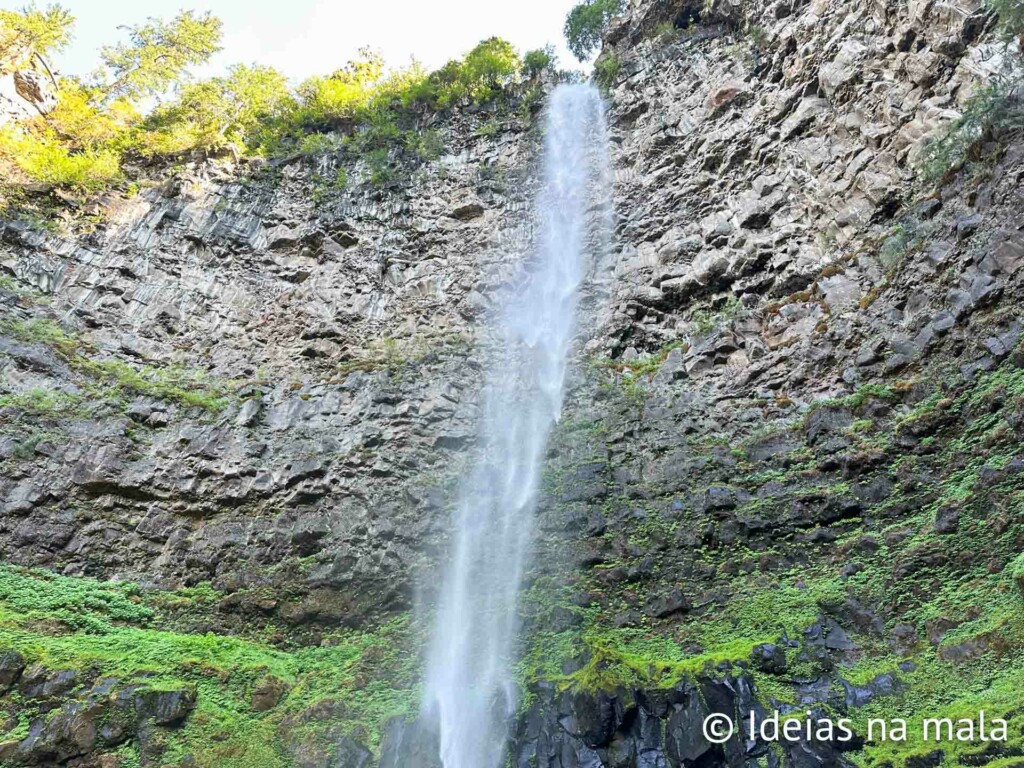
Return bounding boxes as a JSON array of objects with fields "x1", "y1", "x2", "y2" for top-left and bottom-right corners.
[
  {"x1": 364, "y1": 148, "x2": 395, "y2": 186},
  {"x1": 594, "y1": 53, "x2": 621, "y2": 90},
  {"x1": 311, "y1": 167, "x2": 347, "y2": 203},
  {"x1": 564, "y1": 0, "x2": 625, "y2": 61},
  {"x1": 989, "y1": 0, "x2": 1024, "y2": 44},
  {"x1": 917, "y1": 83, "x2": 1024, "y2": 185},
  {"x1": 688, "y1": 295, "x2": 743, "y2": 335},
  {"x1": 653, "y1": 21, "x2": 678, "y2": 43},
  {"x1": 917, "y1": 1, "x2": 1024, "y2": 185}
]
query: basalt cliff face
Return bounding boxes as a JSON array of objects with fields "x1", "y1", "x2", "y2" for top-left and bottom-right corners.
[{"x1": 2, "y1": 1, "x2": 1023, "y2": 767}]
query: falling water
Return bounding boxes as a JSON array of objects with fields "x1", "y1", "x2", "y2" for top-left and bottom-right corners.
[{"x1": 422, "y1": 84, "x2": 611, "y2": 768}]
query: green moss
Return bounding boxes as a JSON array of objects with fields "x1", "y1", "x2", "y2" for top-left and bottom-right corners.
[{"x1": 518, "y1": 569, "x2": 847, "y2": 695}]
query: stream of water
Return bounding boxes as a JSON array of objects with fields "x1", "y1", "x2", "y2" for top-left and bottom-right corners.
[{"x1": 422, "y1": 83, "x2": 611, "y2": 768}]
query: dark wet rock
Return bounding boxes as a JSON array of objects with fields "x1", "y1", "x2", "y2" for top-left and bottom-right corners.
[
  {"x1": 805, "y1": 407, "x2": 854, "y2": 447},
  {"x1": 0, "y1": 650, "x2": 25, "y2": 692},
  {"x1": 131, "y1": 685, "x2": 197, "y2": 725},
  {"x1": 379, "y1": 716, "x2": 443, "y2": 768},
  {"x1": 955, "y1": 213, "x2": 982, "y2": 240},
  {"x1": 934, "y1": 502, "x2": 961, "y2": 534},
  {"x1": 252, "y1": 675, "x2": 290, "y2": 712},
  {"x1": 752, "y1": 643, "x2": 787, "y2": 674},
  {"x1": 891, "y1": 623, "x2": 920, "y2": 655},
  {"x1": 805, "y1": 619, "x2": 857, "y2": 651},
  {"x1": 19, "y1": 666, "x2": 81, "y2": 702},
  {"x1": 650, "y1": 588, "x2": 692, "y2": 619},
  {"x1": 333, "y1": 736, "x2": 372, "y2": 768}
]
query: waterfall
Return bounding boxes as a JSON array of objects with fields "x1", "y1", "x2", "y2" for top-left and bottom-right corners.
[{"x1": 422, "y1": 83, "x2": 611, "y2": 768}]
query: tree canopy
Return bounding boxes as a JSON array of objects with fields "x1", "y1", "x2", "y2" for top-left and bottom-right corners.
[
  {"x1": 96, "y1": 10, "x2": 223, "y2": 102},
  {"x1": 0, "y1": 5, "x2": 539, "y2": 202},
  {"x1": 0, "y1": 3, "x2": 74, "y2": 61},
  {"x1": 563, "y1": 0, "x2": 623, "y2": 61}
]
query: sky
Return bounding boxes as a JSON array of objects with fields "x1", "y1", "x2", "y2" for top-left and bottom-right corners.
[{"x1": 41, "y1": 0, "x2": 585, "y2": 83}]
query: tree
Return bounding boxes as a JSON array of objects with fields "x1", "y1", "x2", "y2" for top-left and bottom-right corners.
[
  {"x1": 98, "y1": 10, "x2": 222, "y2": 102},
  {"x1": 524, "y1": 46, "x2": 557, "y2": 78},
  {"x1": 141, "y1": 64, "x2": 291, "y2": 155},
  {"x1": 0, "y1": 3, "x2": 74, "y2": 62},
  {"x1": 564, "y1": 0, "x2": 624, "y2": 61},
  {"x1": 988, "y1": 0, "x2": 1024, "y2": 46},
  {"x1": 295, "y1": 49, "x2": 390, "y2": 126},
  {"x1": 46, "y1": 78, "x2": 139, "y2": 150}
]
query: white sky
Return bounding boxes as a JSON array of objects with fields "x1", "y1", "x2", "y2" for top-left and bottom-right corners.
[{"x1": 43, "y1": 0, "x2": 585, "y2": 83}]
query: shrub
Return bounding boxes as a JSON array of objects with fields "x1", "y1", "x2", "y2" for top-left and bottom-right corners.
[
  {"x1": 45, "y1": 80, "x2": 139, "y2": 151},
  {"x1": 524, "y1": 45, "x2": 556, "y2": 77},
  {"x1": 988, "y1": 0, "x2": 1024, "y2": 43},
  {"x1": 653, "y1": 21, "x2": 677, "y2": 42},
  {"x1": 294, "y1": 50, "x2": 390, "y2": 127},
  {"x1": 564, "y1": 0, "x2": 624, "y2": 61},
  {"x1": 404, "y1": 129, "x2": 444, "y2": 160},
  {"x1": 365, "y1": 147, "x2": 394, "y2": 186},
  {"x1": 0, "y1": 126, "x2": 121, "y2": 192},
  {"x1": 1010, "y1": 552, "x2": 1024, "y2": 599},
  {"x1": 429, "y1": 37, "x2": 521, "y2": 107},
  {"x1": 594, "y1": 53, "x2": 621, "y2": 89}
]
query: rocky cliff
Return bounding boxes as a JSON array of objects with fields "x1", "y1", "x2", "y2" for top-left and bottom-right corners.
[{"x1": 2, "y1": 0, "x2": 1023, "y2": 766}]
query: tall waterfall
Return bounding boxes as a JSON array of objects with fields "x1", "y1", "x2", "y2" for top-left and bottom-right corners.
[{"x1": 422, "y1": 84, "x2": 611, "y2": 768}]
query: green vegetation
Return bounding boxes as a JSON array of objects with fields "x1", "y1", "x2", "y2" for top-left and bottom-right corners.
[
  {"x1": 564, "y1": 0, "x2": 624, "y2": 61},
  {"x1": 688, "y1": 295, "x2": 743, "y2": 335},
  {"x1": 141, "y1": 64, "x2": 292, "y2": 156},
  {"x1": 1, "y1": 317, "x2": 233, "y2": 412},
  {"x1": 336, "y1": 333, "x2": 470, "y2": 378},
  {"x1": 989, "y1": 0, "x2": 1024, "y2": 43},
  {"x1": 0, "y1": 7, "x2": 536, "y2": 207},
  {"x1": 97, "y1": 11, "x2": 223, "y2": 103},
  {"x1": 525, "y1": 342, "x2": 1024, "y2": 768},
  {"x1": 653, "y1": 21, "x2": 678, "y2": 43},
  {"x1": 519, "y1": 575, "x2": 846, "y2": 694},
  {"x1": 0, "y1": 4, "x2": 74, "y2": 60},
  {"x1": 311, "y1": 166, "x2": 348, "y2": 203},
  {"x1": 917, "y1": 0, "x2": 1024, "y2": 185},
  {"x1": 0, "y1": 387, "x2": 83, "y2": 417},
  {"x1": 917, "y1": 83, "x2": 1024, "y2": 185},
  {"x1": 594, "y1": 53, "x2": 621, "y2": 89},
  {"x1": 523, "y1": 45, "x2": 557, "y2": 77},
  {"x1": 0, "y1": 566, "x2": 421, "y2": 763}
]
